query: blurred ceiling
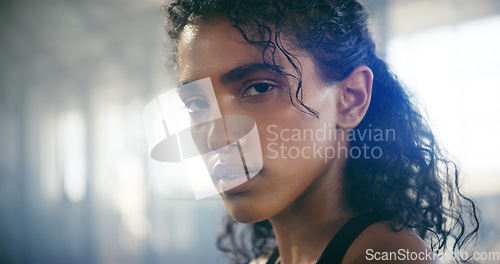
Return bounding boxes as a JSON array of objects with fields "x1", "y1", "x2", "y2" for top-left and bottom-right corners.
[{"x1": 389, "y1": 0, "x2": 500, "y2": 35}]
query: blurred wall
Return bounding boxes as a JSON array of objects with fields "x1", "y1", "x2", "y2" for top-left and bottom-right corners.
[
  {"x1": 1, "y1": 1, "x2": 499, "y2": 264},
  {"x1": 0, "y1": 1, "x2": 226, "y2": 263}
]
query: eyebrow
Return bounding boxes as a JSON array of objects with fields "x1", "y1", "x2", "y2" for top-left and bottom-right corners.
[
  {"x1": 177, "y1": 62, "x2": 280, "y2": 88},
  {"x1": 220, "y1": 62, "x2": 278, "y2": 84}
]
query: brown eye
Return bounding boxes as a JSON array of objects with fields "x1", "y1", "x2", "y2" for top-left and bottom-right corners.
[{"x1": 242, "y1": 82, "x2": 276, "y2": 98}]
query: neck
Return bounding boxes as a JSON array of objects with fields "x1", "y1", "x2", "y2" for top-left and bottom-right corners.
[{"x1": 269, "y1": 158, "x2": 352, "y2": 264}]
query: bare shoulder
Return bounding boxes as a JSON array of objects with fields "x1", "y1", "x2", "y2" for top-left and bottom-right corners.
[{"x1": 341, "y1": 221, "x2": 441, "y2": 264}]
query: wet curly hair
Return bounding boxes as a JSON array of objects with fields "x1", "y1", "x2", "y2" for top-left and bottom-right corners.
[{"x1": 164, "y1": 0, "x2": 480, "y2": 263}]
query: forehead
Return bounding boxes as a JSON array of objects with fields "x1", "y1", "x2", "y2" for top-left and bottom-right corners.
[{"x1": 177, "y1": 19, "x2": 268, "y2": 83}]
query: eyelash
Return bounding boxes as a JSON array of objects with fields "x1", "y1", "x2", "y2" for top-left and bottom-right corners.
[
  {"x1": 241, "y1": 81, "x2": 278, "y2": 98},
  {"x1": 182, "y1": 81, "x2": 278, "y2": 113},
  {"x1": 184, "y1": 96, "x2": 209, "y2": 113}
]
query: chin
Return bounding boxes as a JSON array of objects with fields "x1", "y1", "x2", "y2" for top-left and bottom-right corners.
[
  {"x1": 229, "y1": 212, "x2": 267, "y2": 223},
  {"x1": 224, "y1": 200, "x2": 270, "y2": 223}
]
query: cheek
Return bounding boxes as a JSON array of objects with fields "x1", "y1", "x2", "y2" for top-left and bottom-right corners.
[{"x1": 258, "y1": 114, "x2": 340, "y2": 176}]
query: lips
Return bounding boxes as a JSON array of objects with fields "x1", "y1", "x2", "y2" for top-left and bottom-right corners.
[
  {"x1": 212, "y1": 162, "x2": 260, "y2": 194},
  {"x1": 213, "y1": 163, "x2": 247, "y2": 179}
]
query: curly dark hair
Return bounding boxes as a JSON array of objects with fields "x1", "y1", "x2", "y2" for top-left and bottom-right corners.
[{"x1": 164, "y1": 0, "x2": 480, "y2": 263}]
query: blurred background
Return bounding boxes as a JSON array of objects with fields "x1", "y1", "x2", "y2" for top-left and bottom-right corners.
[{"x1": 0, "y1": 0, "x2": 499, "y2": 263}]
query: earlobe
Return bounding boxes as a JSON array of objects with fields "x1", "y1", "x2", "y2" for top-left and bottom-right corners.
[{"x1": 336, "y1": 65, "x2": 373, "y2": 129}]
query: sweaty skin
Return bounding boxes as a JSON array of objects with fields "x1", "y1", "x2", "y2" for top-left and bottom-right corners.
[{"x1": 177, "y1": 18, "x2": 439, "y2": 264}]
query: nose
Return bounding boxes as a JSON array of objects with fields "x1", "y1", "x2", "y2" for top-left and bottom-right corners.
[
  {"x1": 205, "y1": 87, "x2": 253, "y2": 155},
  {"x1": 206, "y1": 85, "x2": 236, "y2": 152},
  {"x1": 207, "y1": 114, "x2": 256, "y2": 152},
  {"x1": 207, "y1": 117, "x2": 230, "y2": 152}
]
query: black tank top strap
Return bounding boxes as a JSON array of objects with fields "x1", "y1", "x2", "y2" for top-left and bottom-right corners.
[
  {"x1": 266, "y1": 247, "x2": 280, "y2": 264},
  {"x1": 265, "y1": 211, "x2": 388, "y2": 264},
  {"x1": 316, "y1": 211, "x2": 388, "y2": 264}
]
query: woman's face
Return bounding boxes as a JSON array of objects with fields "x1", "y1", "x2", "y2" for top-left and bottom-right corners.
[{"x1": 177, "y1": 19, "x2": 347, "y2": 222}]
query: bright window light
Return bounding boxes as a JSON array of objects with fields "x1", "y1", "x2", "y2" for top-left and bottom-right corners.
[
  {"x1": 388, "y1": 15, "x2": 500, "y2": 196},
  {"x1": 58, "y1": 109, "x2": 87, "y2": 202}
]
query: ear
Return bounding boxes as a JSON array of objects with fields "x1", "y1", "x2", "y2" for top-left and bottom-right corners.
[{"x1": 336, "y1": 65, "x2": 373, "y2": 129}]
